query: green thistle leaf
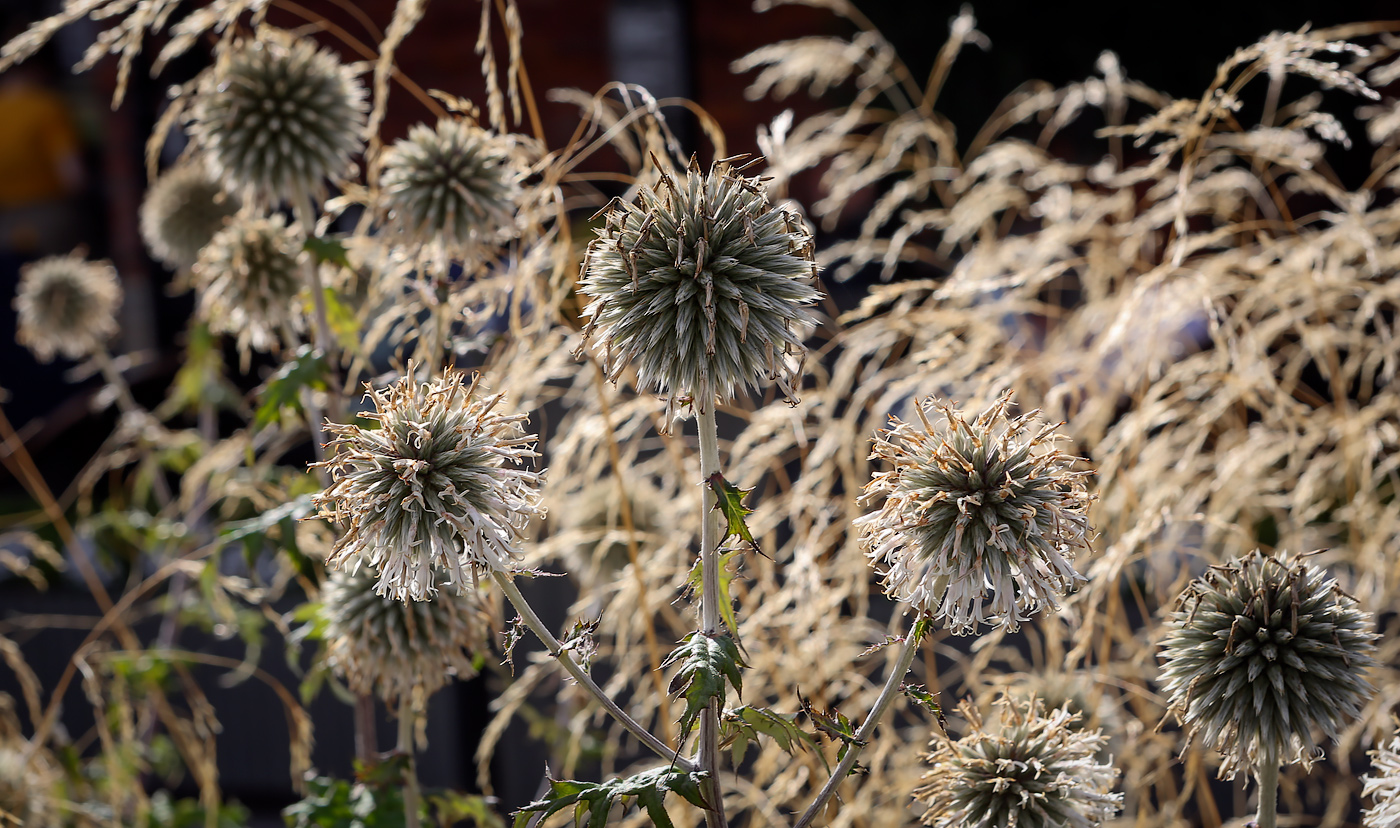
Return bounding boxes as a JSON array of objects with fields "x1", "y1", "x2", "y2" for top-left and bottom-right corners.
[
  {"x1": 253, "y1": 346, "x2": 329, "y2": 429},
  {"x1": 719, "y1": 705, "x2": 826, "y2": 770},
  {"x1": 662, "y1": 632, "x2": 747, "y2": 740},
  {"x1": 512, "y1": 767, "x2": 711, "y2": 828},
  {"x1": 708, "y1": 473, "x2": 764, "y2": 557}
]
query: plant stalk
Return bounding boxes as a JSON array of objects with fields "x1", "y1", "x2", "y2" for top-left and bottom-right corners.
[
  {"x1": 490, "y1": 569, "x2": 693, "y2": 771},
  {"x1": 694, "y1": 403, "x2": 728, "y2": 828},
  {"x1": 1256, "y1": 752, "x2": 1279, "y2": 828},
  {"x1": 792, "y1": 619, "x2": 923, "y2": 828},
  {"x1": 399, "y1": 699, "x2": 421, "y2": 828}
]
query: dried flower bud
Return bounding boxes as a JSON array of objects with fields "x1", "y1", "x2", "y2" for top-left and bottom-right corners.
[
  {"x1": 14, "y1": 253, "x2": 122, "y2": 362},
  {"x1": 378, "y1": 119, "x2": 522, "y2": 265},
  {"x1": 578, "y1": 158, "x2": 820, "y2": 410},
  {"x1": 1159, "y1": 549, "x2": 1377, "y2": 778},
  {"x1": 139, "y1": 164, "x2": 241, "y2": 270},
  {"x1": 313, "y1": 368, "x2": 544, "y2": 602},
  {"x1": 915, "y1": 697, "x2": 1121, "y2": 828},
  {"x1": 856, "y1": 393, "x2": 1092, "y2": 634},
  {"x1": 191, "y1": 214, "x2": 305, "y2": 361},
  {"x1": 190, "y1": 29, "x2": 367, "y2": 204},
  {"x1": 319, "y1": 568, "x2": 489, "y2": 709},
  {"x1": 1365, "y1": 728, "x2": 1400, "y2": 828}
]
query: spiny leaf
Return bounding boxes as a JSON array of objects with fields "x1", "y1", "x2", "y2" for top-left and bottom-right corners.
[
  {"x1": 502, "y1": 616, "x2": 528, "y2": 675},
  {"x1": 900, "y1": 682, "x2": 946, "y2": 730},
  {"x1": 512, "y1": 767, "x2": 711, "y2": 828},
  {"x1": 799, "y1": 692, "x2": 867, "y2": 771},
  {"x1": 304, "y1": 234, "x2": 353, "y2": 270},
  {"x1": 707, "y1": 473, "x2": 765, "y2": 557},
  {"x1": 685, "y1": 550, "x2": 743, "y2": 642},
  {"x1": 662, "y1": 632, "x2": 747, "y2": 740},
  {"x1": 561, "y1": 617, "x2": 600, "y2": 671},
  {"x1": 720, "y1": 705, "x2": 827, "y2": 770},
  {"x1": 253, "y1": 345, "x2": 329, "y2": 429}
]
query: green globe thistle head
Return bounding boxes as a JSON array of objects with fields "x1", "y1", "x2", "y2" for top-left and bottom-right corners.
[
  {"x1": 319, "y1": 568, "x2": 489, "y2": 709},
  {"x1": 378, "y1": 119, "x2": 522, "y2": 264},
  {"x1": 190, "y1": 29, "x2": 367, "y2": 205},
  {"x1": 915, "y1": 696, "x2": 1122, "y2": 828},
  {"x1": 855, "y1": 392, "x2": 1093, "y2": 635},
  {"x1": 191, "y1": 214, "x2": 305, "y2": 363},
  {"x1": 1364, "y1": 728, "x2": 1400, "y2": 828},
  {"x1": 313, "y1": 367, "x2": 545, "y2": 602},
  {"x1": 139, "y1": 164, "x2": 241, "y2": 270},
  {"x1": 577, "y1": 157, "x2": 820, "y2": 411},
  {"x1": 1159, "y1": 549, "x2": 1377, "y2": 779},
  {"x1": 14, "y1": 253, "x2": 122, "y2": 362}
]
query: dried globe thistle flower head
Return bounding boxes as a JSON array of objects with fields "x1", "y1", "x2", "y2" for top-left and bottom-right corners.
[
  {"x1": 191, "y1": 214, "x2": 305, "y2": 365},
  {"x1": 377, "y1": 118, "x2": 523, "y2": 268},
  {"x1": 915, "y1": 696, "x2": 1122, "y2": 828},
  {"x1": 14, "y1": 253, "x2": 122, "y2": 362},
  {"x1": 139, "y1": 164, "x2": 241, "y2": 270},
  {"x1": 313, "y1": 367, "x2": 544, "y2": 602},
  {"x1": 1364, "y1": 726, "x2": 1400, "y2": 828},
  {"x1": 577, "y1": 156, "x2": 820, "y2": 413},
  {"x1": 856, "y1": 392, "x2": 1092, "y2": 634},
  {"x1": 1159, "y1": 549, "x2": 1377, "y2": 779},
  {"x1": 190, "y1": 29, "x2": 367, "y2": 204},
  {"x1": 319, "y1": 568, "x2": 489, "y2": 710}
]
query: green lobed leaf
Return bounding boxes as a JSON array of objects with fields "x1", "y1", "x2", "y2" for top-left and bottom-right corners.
[
  {"x1": 719, "y1": 705, "x2": 827, "y2": 770},
  {"x1": 684, "y1": 550, "x2": 743, "y2": 642},
  {"x1": 706, "y1": 473, "x2": 764, "y2": 557},
  {"x1": 254, "y1": 345, "x2": 329, "y2": 430},
  {"x1": 512, "y1": 767, "x2": 711, "y2": 828},
  {"x1": 303, "y1": 235, "x2": 353, "y2": 270},
  {"x1": 661, "y1": 632, "x2": 747, "y2": 740},
  {"x1": 899, "y1": 682, "x2": 946, "y2": 730}
]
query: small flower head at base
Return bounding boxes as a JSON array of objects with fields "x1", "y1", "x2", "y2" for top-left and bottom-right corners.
[
  {"x1": 855, "y1": 392, "x2": 1093, "y2": 635},
  {"x1": 577, "y1": 157, "x2": 820, "y2": 412},
  {"x1": 915, "y1": 696, "x2": 1122, "y2": 828},
  {"x1": 139, "y1": 164, "x2": 241, "y2": 270},
  {"x1": 312, "y1": 367, "x2": 544, "y2": 602},
  {"x1": 1159, "y1": 548, "x2": 1377, "y2": 779},
  {"x1": 1364, "y1": 726, "x2": 1400, "y2": 828},
  {"x1": 14, "y1": 253, "x2": 122, "y2": 363},
  {"x1": 191, "y1": 214, "x2": 306, "y2": 363}
]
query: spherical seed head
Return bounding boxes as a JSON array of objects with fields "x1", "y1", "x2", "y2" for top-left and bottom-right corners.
[
  {"x1": 14, "y1": 253, "x2": 122, "y2": 362},
  {"x1": 139, "y1": 164, "x2": 241, "y2": 269},
  {"x1": 1159, "y1": 549, "x2": 1377, "y2": 779},
  {"x1": 855, "y1": 393, "x2": 1093, "y2": 634},
  {"x1": 192, "y1": 214, "x2": 305, "y2": 358},
  {"x1": 915, "y1": 697, "x2": 1122, "y2": 828},
  {"x1": 1364, "y1": 731, "x2": 1400, "y2": 828},
  {"x1": 190, "y1": 29, "x2": 367, "y2": 204},
  {"x1": 313, "y1": 367, "x2": 544, "y2": 602},
  {"x1": 320, "y1": 568, "x2": 489, "y2": 708},
  {"x1": 378, "y1": 119, "x2": 522, "y2": 262},
  {"x1": 578, "y1": 159, "x2": 820, "y2": 410}
]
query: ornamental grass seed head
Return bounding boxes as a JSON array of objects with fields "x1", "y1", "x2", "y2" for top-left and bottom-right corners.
[
  {"x1": 915, "y1": 696, "x2": 1122, "y2": 828},
  {"x1": 856, "y1": 392, "x2": 1092, "y2": 635},
  {"x1": 139, "y1": 164, "x2": 241, "y2": 270},
  {"x1": 14, "y1": 253, "x2": 122, "y2": 363},
  {"x1": 1159, "y1": 549, "x2": 1377, "y2": 779},
  {"x1": 378, "y1": 119, "x2": 522, "y2": 267},
  {"x1": 191, "y1": 214, "x2": 305, "y2": 363},
  {"x1": 190, "y1": 29, "x2": 367, "y2": 204},
  {"x1": 1365, "y1": 727, "x2": 1400, "y2": 828},
  {"x1": 577, "y1": 157, "x2": 820, "y2": 413},
  {"x1": 313, "y1": 367, "x2": 544, "y2": 602},
  {"x1": 319, "y1": 567, "x2": 489, "y2": 710}
]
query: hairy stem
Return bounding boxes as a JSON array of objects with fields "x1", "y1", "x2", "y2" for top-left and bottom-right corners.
[
  {"x1": 792, "y1": 619, "x2": 923, "y2": 828},
  {"x1": 695, "y1": 404, "x2": 728, "y2": 828},
  {"x1": 399, "y1": 699, "x2": 421, "y2": 828},
  {"x1": 490, "y1": 569, "x2": 693, "y2": 771},
  {"x1": 1255, "y1": 753, "x2": 1279, "y2": 828}
]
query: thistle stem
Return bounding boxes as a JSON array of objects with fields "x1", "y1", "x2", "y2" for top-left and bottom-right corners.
[
  {"x1": 695, "y1": 403, "x2": 728, "y2": 828},
  {"x1": 792, "y1": 617, "x2": 923, "y2": 828},
  {"x1": 399, "y1": 699, "x2": 420, "y2": 828},
  {"x1": 490, "y1": 569, "x2": 693, "y2": 771},
  {"x1": 1256, "y1": 753, "x2": 1279, "y2": 828}
]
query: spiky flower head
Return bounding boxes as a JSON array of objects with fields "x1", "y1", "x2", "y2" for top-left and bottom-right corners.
[
  {"x1": 319, "y1": 568, "x2": 489, "y2": 709},
  {"x1": 915, "y1": 697, "x2": 1122, "y2": 828},
  {"x1": 855, "y1": 392, "x2": 1092, "y2": 635},
  {"x1": 313, "y1": 367, "x2": 544, "y2": 602},
  {"x1": 1159, "y1": 549, "x2": 1377, "y2": 778},
  {"x1": 190, "y1": 29, "x2": 367, "y2": 204},
  {"x1": 14, "y1": 253, "x2": 122, "y2": 362},
  {"x1": 139, "y1": 164, "x2": 241, "y2": 270},
  {"x1": 1364, "y1": 727, "x2": 1400, "y2": 828},
  {"x1": 378, "y1": 119, "x2": 522, "y2": 265},
  {"x1": 577, "y1": 158, "x2": 820, "y2": 411},
  {"x1": 191, "y1": 214, "x2": 304, "y2": 361}
]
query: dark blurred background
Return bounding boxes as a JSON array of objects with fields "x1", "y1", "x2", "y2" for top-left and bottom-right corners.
[{"x1": 0, "y1": 0, "x2": 1391, "y2": 823}]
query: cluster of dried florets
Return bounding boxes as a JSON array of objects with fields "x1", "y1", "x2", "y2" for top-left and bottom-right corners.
[
  {"x1": 319, "y1": 568, "x2": 489, "y2": 710},
  {"x1": 578, "y1": 158, "x2": 820, "y2": 412},
  {"x1": 914, "y1": 697, "x2": 1121, "y2": 828},
  {"x1": 139, "y1": 164, "x2": 242, "y2": 271},
  {"x1": 190, "y1": 214, "x2": 305, "y2": 362},
  {"x1": 1159, "y1": 549, "x2": 1377, "y2": 778},
  {"x1": 14, "y1": 253, "x2": 122, "y2": 363},
  {"x1": 313, "y1": 368, "x2": 544, "y2": 602},
  {"x1": 1365, "y1": 730, "x2": 1400, "y2": 828},
  {"x1": 856, "y1": 393, "x2": 1092, "y2": 634}
]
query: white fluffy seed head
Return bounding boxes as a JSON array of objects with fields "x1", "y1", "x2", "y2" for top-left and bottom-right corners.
[
  {"x1": 191, "y1": 214, "x2": 305, "y2": 361},
  {"x1": 139, "y1": 164, "x2": 241, "y2": 270},
  {"x1": 190, "y1": 29, "x2": 367, "y2": 205},
  {"x1": 312, "y1": 367, "x2": 545, "y2": 602},
  {"x1": 915, "y1": 696, "x2": 1122, "y2": 828},
  {"x1": 578, "y1": 158, "x2": 821, "y2": 412},
  {"x1": 14, "y1": 253, "x2": 122, "y2": 362},
  {"x1": 855, "y1": 392, "x2": 1093, "y2": 634},
  {"x1": 1159, "y1": 548, "x2": 1377, "y2": 779}
]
